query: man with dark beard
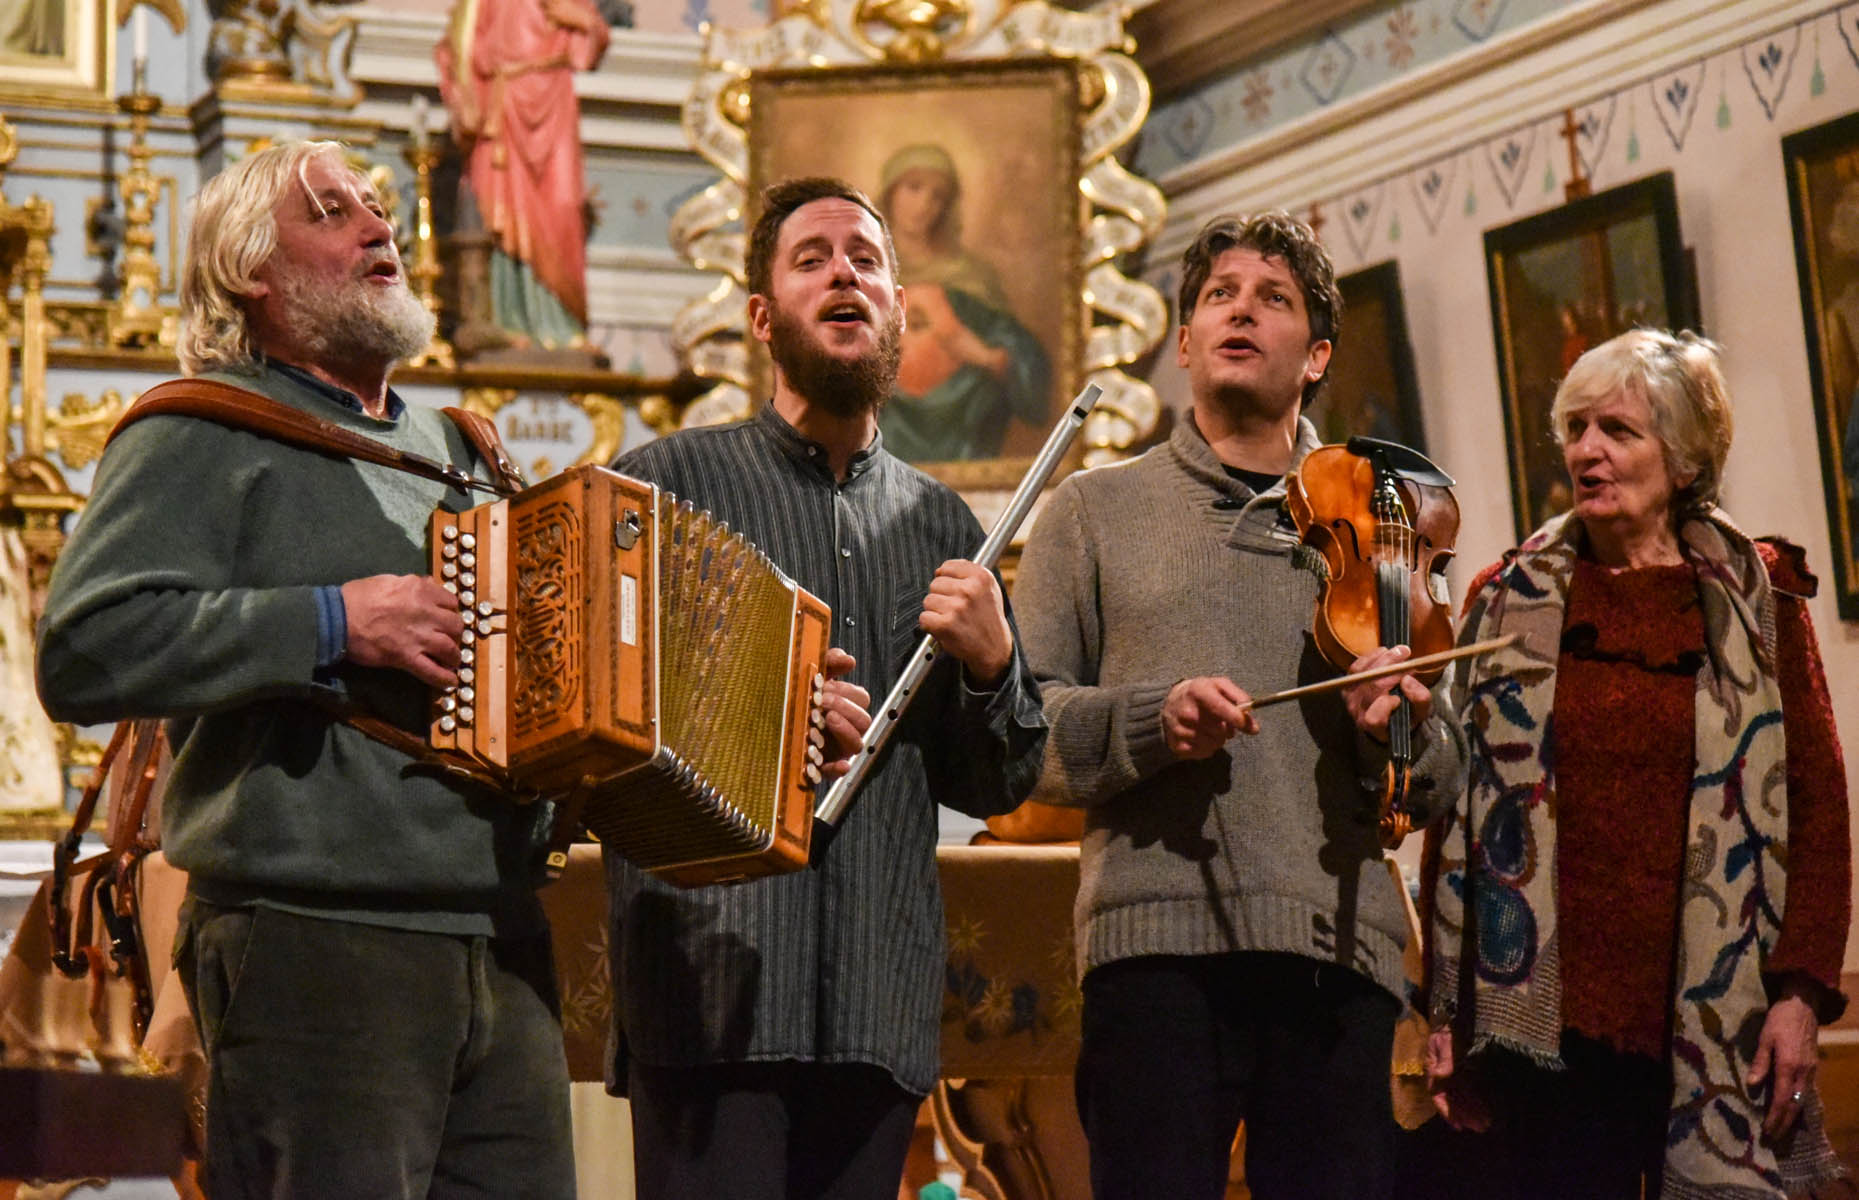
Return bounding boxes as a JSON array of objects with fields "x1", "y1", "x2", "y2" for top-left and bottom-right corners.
[
  {"x1": 37, "y1": 141, "x2": 575, "y2": 1199},
  {"x1": 603, "y1": 177, "x2": 1047, "y2": 1199}
]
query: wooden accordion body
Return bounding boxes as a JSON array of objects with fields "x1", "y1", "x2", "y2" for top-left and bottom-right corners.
[{"x1": 428, "y1": 465, "x2": 831, "y2": 887}]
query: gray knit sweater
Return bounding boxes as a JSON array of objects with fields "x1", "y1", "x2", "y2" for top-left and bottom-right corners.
[
  {"x1": 1012, "y1": 415, "x2": 1467, "y2": 999},
  {"x1": 37, "y1": 364, "x2": 546, "y2": 936}
]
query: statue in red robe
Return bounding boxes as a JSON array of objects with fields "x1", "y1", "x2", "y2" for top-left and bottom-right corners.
[{"x1": 436, "y1": 0, "x2": 609, "y2": 353}]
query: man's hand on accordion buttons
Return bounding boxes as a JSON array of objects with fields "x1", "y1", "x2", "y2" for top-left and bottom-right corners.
[
  {"x1": 340, "y1": 574, "x2": 464, "y2": 688},
  {"x1": 919, "y1": 560, "x2": 1013, "y2": 688},
  {"x1": 816, "y1": 647, "x2": 872, "y2": 779}
]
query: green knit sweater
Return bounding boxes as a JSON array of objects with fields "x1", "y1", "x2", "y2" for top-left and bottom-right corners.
[
  {"x1": 36, "y1": 364, "x2": 546, "y2": 936},
  {"x1": 1013, "y1": 415, "x2": 1468, "y2": 999}
]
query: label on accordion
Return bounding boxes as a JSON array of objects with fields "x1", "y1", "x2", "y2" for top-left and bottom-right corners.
[{"x1": 620, "y1": 574, "x2": 639, "y2": 647}]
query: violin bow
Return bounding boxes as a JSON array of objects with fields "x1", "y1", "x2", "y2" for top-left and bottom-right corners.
[{"x1": 1240, "y1": 635, "x2": 1519, "y2": 712}]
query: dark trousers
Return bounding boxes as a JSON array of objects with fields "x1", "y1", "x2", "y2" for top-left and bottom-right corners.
[
  {"x1": 627, "y1": 1060, "x2": 921, "y2": 1200},
  {"x1": 1393, "y1": 1033, "x2": 1668, "y2": 1200},
  {"x1": 176, "y1": 900, "x2": 576, "y2": 1200},
  {"x1": 1076, "y1": 950, "x2": 1401, "y2": 1200}
]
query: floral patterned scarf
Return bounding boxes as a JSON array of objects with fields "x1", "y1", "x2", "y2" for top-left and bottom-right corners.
[{"x1": 1430, "y1": 510, "x2": 1845, "y2": 1198}]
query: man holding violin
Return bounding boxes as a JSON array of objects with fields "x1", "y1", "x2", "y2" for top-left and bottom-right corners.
[{"x1": 1012, "y1": 211, "x2": 1467, "y2": 1200}]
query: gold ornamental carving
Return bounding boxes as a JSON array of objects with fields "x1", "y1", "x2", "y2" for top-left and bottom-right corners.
[
  {"x1": 108, "y1": 90, "x2": 176, "y2": 350},
  {"x1": 206, "y1": 0, "x2": 362, "y2": 104},
  {"x1": 461, "y1": 389, "x2": 628, "y2": 481},
  {"x1": 670, "y1": 0, "x2": 1167, "y2": 469}
]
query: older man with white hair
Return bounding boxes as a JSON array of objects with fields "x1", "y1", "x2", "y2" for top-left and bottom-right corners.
[{"x1": 36, "y1": 140, "x2": 575, "y2": 1199}]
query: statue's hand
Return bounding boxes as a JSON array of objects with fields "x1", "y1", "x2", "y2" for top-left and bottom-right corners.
[{"x1": 541, "y1": 0, "x2": 598, "y2": 32}]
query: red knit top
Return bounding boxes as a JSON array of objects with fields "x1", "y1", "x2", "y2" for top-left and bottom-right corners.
[{"x1": 1472, "y1": 541, "x2": 1850, "y2": 1060}]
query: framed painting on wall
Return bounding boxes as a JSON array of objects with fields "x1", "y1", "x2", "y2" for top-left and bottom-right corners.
[
  {"x1": 1307, "y1": 260, "x2": 1426, "y2": 454},
  {"x1": 0, "y1": 0, "x2": 110, "y2": 100},
  {"x1": 747, "y1": 59, "x2": 1083, "y2": 490},
  {"x1": 1484, "y1": 171, "x2": 1694, "y2": 541},
  {"x1": 1784, "y1": 109, "x2": 1859, "y2": 621}
]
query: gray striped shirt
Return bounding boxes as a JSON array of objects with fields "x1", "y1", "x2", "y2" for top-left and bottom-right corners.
[{"x1": 604, "y1": 404, "x2": 1047, "y2": 1095}]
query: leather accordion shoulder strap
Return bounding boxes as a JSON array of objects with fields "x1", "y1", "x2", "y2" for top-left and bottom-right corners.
[
  {"x1": 441, "y1": 406, "x2": 528, "y2": 494},
  {"x1": 103, "y1": 379, "x2": 528, "y2": 792},
  {"x1": 111, "y1": 379, "x2": 507, "y2": 497},
  {"x1": 49, "y1": 717, "x2": 166, "y2": 1021}
]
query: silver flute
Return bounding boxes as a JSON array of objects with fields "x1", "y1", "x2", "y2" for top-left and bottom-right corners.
[{"x1": 812, "y1": 381, "x2": 1104, "y2": 830}]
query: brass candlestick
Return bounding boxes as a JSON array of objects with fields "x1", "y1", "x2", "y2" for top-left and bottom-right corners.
[
  {"x1": 107, "y1": 85, "x2": 172, "y2": 348},
  {"x1": 403, "y1": 139, "x2": 455, "y2": 369}
]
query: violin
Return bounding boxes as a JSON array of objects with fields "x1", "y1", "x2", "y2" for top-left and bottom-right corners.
[{"x1": 1284, "y1": 436, "x2": 1460, "y2": 849}]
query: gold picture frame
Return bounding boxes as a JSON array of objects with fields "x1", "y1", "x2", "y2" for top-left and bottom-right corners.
[
  {"x1": 748, "y1": 59, "x2": 1083, "y2": 490},
  {"x1": 1484, "y1": 172, "x2": 1694, "y2": 541},
  {"x1": 1, "y1": 0, "x2": 111, "y2": 101},
  {"x1": 1784, "y1": 109, "x2": 1859, "y2": 621},
  {"x1": 670, "y1": 0, "x2": 1169, "y2": 490}
]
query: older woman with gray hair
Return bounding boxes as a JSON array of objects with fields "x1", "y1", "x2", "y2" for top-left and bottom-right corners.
[{"x1": 1421, "y1": 329, "x2": 1851, "y2": 1198}]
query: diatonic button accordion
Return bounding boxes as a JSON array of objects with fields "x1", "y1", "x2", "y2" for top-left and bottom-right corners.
[{"x1": 429, "y1": 465, "x2": 831, "y2": 887}]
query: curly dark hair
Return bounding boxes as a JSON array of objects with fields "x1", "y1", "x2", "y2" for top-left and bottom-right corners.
[
  {"x1": 1176, "y1": 212, "x2": 1341, "y2": 407},
  {"x1": 744, "y1": 177, "x2": 895, "y2": 298}
]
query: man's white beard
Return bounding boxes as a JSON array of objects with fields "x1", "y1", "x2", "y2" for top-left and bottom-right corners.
[{"x1": 279, "y1": 270, "x2": 434, "y2": 370}]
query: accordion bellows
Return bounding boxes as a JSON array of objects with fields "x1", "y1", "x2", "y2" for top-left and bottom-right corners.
[{"x1": 429, "y1": 465, "x2": 831, "y2": 887}]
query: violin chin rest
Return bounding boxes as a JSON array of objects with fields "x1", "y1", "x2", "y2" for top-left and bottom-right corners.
[{"x1": 1344, "y1": 436, "x2": 1455, "y2": 489}]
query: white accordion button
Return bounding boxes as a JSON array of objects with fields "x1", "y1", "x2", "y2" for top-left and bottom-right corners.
[
  {"x1": 459, "y1": 667, "x2": 474, "y2": 684},
  {"x1": 476, "y1": 601, "x2": 494, "y2": 617},
  {"x1": 441, "y1": 562, "x2": 458, "y2": 579},
  {"x1": 442, "y1": 525, "x2": 459, "y2": 542},
  {"x1": 460, "y1": 552, "x2": 476, "y2": 568},
  {"x1": 459, "y1": 686, "x2": 475, "y2": 703},
  {"x1": 476, "y1": 619, "x2": 493, "y2": 636},
  {"x1": 442, "y1": 580, "x2": 457, "y2": 595},
  {"x1": 442, "y1": 542, "x2": 459, "y2": 560},
  {"x1": 459, "y1": 706, "x2": 475, "y2": 722},
  {"x1": 439, "y1": 715, "x2": 457, "y2": 732},
  {"x1": 439, "y1": 696, "x2": 457, "y2": 712},
  {"x1": 461, "y1": 629, "x2": 476, "y2": 645},
  {"x1": 460, "y1": 533, "x2": 477, "y2": 550},
  {"x1": 459, "y1": 571, "x2": 476, "y2": 588},
  {"x1": 460, "y1": 591, "x2": 476, "y2": 607}
]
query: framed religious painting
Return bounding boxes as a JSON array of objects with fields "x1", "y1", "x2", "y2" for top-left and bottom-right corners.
[
  {"x1": 0, "y1": 0, "x2": 111, "y2": 100},
  {"x1": 747, "y1": 59, "x2": 1084, "y2": 490},
  {"x1": 1484, "y1": 172, "x2": 1694, "y2": 542},
  {"x1": 1784, "y1": 110, "x2": 1859, "y2": 621},
  {"x1": 1307, "y1": 261, "x2": 1426, "y2": 454}
]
